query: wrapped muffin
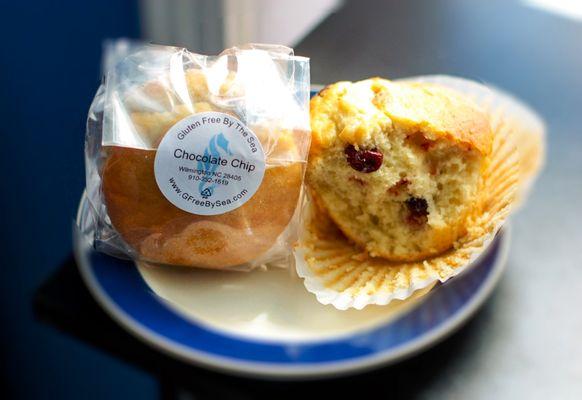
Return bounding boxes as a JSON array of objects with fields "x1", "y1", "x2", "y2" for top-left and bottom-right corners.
[{"x1": 85, "y1": 42, "x2": 310, "y2": 269}]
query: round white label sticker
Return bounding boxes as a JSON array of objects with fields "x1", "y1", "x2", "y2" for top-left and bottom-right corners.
[{"x1": 154, "y1": 112, "x2": 265, "y2": 216}]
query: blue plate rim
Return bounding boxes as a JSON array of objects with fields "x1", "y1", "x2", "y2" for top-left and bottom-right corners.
[{"x1": 75, "y1": 190, "x2": 510, "y2": 379}]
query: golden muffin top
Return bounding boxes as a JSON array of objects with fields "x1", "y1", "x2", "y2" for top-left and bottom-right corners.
[{"x1": 310, "y1": 78, "x2": 492, "y2": 156}]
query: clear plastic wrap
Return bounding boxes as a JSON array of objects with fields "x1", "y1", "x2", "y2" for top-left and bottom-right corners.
[{"x1": 84, "y1": 41, "x2": 310, "y2": 270}]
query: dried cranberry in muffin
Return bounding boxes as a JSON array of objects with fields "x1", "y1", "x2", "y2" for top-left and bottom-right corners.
[
  {"x1": 344, "y1": 145, "x2": 383, "y2": 172},
  {"x1": 405, "y1": 196, "x2": 429, "y2": 227}
]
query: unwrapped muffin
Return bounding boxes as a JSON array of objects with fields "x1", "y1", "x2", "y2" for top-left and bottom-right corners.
[{"x1": 308, "y1": 78, "x2": 492, "y2": 261}]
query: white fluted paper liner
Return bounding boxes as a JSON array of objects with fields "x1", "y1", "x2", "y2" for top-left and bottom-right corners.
[
  {"x1": 294, "y1": 205, "x2": 448, "y2": 310},
  {"x1": 294, "y1": 75, "x2": 532, "y2": 310}
]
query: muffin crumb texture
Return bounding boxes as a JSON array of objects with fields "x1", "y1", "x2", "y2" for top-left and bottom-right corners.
[{"x1": 308, "y1": 78, "x2": 492, "y2": 261}]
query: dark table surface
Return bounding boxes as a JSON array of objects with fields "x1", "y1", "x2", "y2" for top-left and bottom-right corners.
[{"x1": 26, "y1": 0, "x2": 582, "y2": 399}]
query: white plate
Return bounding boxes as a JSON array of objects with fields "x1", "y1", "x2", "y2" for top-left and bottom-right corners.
[{"x1": 75, "y1": 193, "x2": 510, "y2": 379}]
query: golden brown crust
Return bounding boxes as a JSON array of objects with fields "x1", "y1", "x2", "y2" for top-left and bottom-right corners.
[
  {"x1": 310, "y1": 78, "x2": 492, "y2": 156},
  {"x1": 102, "y1": 146, "x2": 303, "y2": 268}
]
